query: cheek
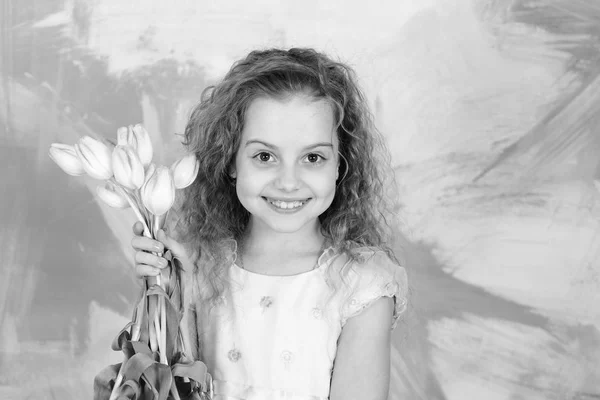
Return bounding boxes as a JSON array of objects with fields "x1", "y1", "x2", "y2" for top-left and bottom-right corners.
[
  {"x1": 311, "y1": 168, "x2": 338, "y2": 194},
  {"x1": 236, "y1": 176, "x2": 258, "y2": 197}
]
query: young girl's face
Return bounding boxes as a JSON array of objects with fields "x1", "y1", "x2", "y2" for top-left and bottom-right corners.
[{"x1": 233, "y1": 93, "x2": 339, "y2": 236}]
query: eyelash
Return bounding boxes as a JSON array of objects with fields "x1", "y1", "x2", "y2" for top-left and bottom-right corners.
[{"x1": 252, "y1": 152, "x2": 326, "y2": 165}]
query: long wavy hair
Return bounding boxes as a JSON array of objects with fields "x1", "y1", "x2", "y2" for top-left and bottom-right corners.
[{"x1": 173, "y1": 48, "x2": 401, "y2": 306}]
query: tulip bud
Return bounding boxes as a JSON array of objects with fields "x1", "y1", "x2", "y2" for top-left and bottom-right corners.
[
  {"x1": 112, "y1": 145, "x2": 145, "y2": 190},
  {"x1": 97, "y1": 181, "x2": 130, "y2": 209},
  {"x1": 117, "y1": 124, "x2": 153, "y2": 166},
  {"x1": 74, "y1": 136, "x2": 113, "y2": 180},
  {"x1": 49, "y1": 143, "x2": 86, "y2": 176},
  {"x1": 171, "y1": 153, "x2": 199, "y2": 189},
  {"x1": 141, "y1": 166, "x2": 175, "y2": 216}
]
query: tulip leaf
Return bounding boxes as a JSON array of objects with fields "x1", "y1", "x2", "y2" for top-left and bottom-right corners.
[
  {"x1": 122, "y1": 340, "x2": 153, "y2": 359},
  {"x1": 171, "y1": 361, "x2": 210, "y2": 390},
  {"x1": 94, "y1": 224, "x2": 207, "y2": 400},
  {"x1": 147, "y1": 285, "x2": 181, "y2": 362},
  {"x1": 121, "y1": 352, "x2": 157, "y2": 382},
  {"x1": 138, "y1": 287, "x2": 150, "y2": 344},
  {"x1": 93, "y1": 363, "x2": 121, "y2": 400},
  {"x1": 111, "y1": 322, "x2": 134, "y2": 351},
  {"x1": 141, "y1": 362, "x2": 173, "y2": 400},
  {"x1": 114, "y1": 379, "x2": 142, "y2": 399},
  {"x1": 148, "y1": 288, "x2": 159, "y2": 323}
]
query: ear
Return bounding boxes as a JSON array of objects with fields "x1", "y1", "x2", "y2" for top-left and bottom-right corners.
[{"x1": 228, "y1": 162, "x2": 236, "y2": 179}]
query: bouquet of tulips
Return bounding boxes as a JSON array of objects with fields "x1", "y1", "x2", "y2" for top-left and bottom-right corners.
[{"x1": 49, "y1": 125, "x2": 212, "y2": 400}]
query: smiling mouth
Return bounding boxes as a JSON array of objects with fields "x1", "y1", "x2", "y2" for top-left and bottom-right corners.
[{"x1": 262, "y1": 197, "x2": 310, "y2": 210}]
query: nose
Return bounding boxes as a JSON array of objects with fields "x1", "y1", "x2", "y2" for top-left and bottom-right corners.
[{"x1": 275, "y1": 163, "x2": 301, "y2": 192}]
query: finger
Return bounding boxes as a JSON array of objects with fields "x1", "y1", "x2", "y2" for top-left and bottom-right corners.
[
  {"x1": 135, "y1": 264, "x2": 161, "y2": 278},
  {"x1": 157, "y1": 229, "x2": 187, "y2": 259},
  {"x1": 131, "y1": 236, "x2": 164, "y2": 254},
  {"x1": 135, "y1": 251, "x2": 168, "y2": 269},
  {"x1": 132, "y1": 221, "x2": 144, "y2": 236}
]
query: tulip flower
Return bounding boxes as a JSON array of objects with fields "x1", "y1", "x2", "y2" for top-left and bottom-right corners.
[
  {"x1": 97, "y1": 181, "x2": 130, "y2": 209},
  {"x1": 141, "y1": 166, "x2": 175, "y2": 216},
  {"x1": 49, "y1": 143, "x2": 86, "y2": 176},
  {"x1": 144, "y1": 163, "x2": 156, "y2": 185},
  {"x1": 112, "y1": 145, "x2": 145, "y2": 190},
  {"x1": 171, "y1": 153, "x2": 199, "y2": 189},
  {"x1": 74, "y1": 136, "x2": 113, "y2": 180},
  {"x1": 117, "y1": 124, "x2": 153, "y2": 166}
]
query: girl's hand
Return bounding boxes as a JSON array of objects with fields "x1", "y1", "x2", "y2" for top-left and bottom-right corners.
[{"x1": 131, "y1": 221, "x2": 192, "y2": 278}]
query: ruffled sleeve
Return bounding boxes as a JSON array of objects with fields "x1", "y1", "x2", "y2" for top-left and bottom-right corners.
[{"x1": 339, "y1": 249, "x2": 408, "y2": 330}]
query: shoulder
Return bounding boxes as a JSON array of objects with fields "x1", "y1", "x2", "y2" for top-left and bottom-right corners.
[
  {"x1": 331, "y1": 245, "x2": 407, "y2": 294},
  {"x1": 329, "y1": 245, "x2": 408, "y2": 330}
]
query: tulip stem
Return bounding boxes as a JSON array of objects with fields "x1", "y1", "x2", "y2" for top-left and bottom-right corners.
[
  {"x1": 108, "y1": 372, "x2": 124, "y2": 400},
  {"x1": 131, "y1": 189, "x2": 151, "y2": 230},
  {"x1": 110, "y1": 178, "x2": 151, "y2": 237},
  {"x1": 106, "y1": 179, "x2": 152, "y2": 399},
  {"x1": 160, "y1": 296, "x2": 167, "y2": 364},
  {"x1": 154, "y1": 307, "x2": 162, "y2": 356},
  {"x1": 149, "y1": 315, "x2": 158, "y2": 352},
  {"x1": 130, "y1": 290, "x2": 145, "y2": 342},
  {"x1": 152, "y1": 214, "x2": 169, "y2": 365}
]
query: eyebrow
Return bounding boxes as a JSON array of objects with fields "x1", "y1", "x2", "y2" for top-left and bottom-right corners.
[{"x1": 245, "y1": 140, "x2": 333, "y2": 150}]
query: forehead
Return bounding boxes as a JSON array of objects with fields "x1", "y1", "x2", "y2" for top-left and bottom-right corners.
[{"x1": 242, "y1": 94, "x2": 338, "y2": 147}]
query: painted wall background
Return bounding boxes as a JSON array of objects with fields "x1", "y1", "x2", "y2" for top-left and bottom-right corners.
[{"x1": 1, "y1": 0, "x2": 600, "y2": 399}]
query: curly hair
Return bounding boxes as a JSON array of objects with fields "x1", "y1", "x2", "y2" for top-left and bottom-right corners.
[{"x1": 173, "y1": 48, "x2": 401, "y2": 305}]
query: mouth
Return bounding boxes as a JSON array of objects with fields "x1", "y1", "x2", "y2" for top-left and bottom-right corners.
[{"x1": 262, "y1": 197, "x2": 311, "y2": 210}]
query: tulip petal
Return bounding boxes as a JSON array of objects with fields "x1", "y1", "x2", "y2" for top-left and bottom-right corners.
[
  {"x1": 144, "y1": 163, "x2": 156, "y2": 185},
  {"x1": 112, "y1": 145, "x2": 145, "y2": 190},
  {"x1": 132, "y1": 124, "x2": 153, "y2": 166},
  {"x1": 171, "y1": 153, "x2": 199, "y2": 189},
  {"x1": 97, "y1": 182, "x2": 130, "y2": 209},
  {"x1": 75, "y1": 136, "x2": 113, "y2": 180},
  {"x1": 49, "y1": 143, "x2": 86, "y2": 176},
  {"x1": 141, "y1": 166, "x2": 175, "y2": 216}
]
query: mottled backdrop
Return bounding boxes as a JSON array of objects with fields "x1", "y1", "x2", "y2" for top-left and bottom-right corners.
[{"x1": 1, "y1": 0, "x2": 599, "y2": 399}]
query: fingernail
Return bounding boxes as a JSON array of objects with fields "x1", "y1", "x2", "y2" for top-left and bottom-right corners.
[{"x1": 159, "y1": 258, "x2": 168, "y2": 268}]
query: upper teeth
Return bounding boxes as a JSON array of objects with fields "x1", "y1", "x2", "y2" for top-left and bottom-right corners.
[{"x1": 270, "y1": 200, "x2": 305, "y2": 209}]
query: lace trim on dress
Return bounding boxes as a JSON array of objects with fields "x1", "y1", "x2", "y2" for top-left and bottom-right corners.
[
  {"x1": 230, "y1": 239, "x2": 337, "y2": 277},
  {"x1": 338, "y1": 250, "x2": 409, "y2": 330}
]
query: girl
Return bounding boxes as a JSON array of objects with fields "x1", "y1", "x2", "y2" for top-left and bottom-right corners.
[{"x1": 131, "y1": 48, "x2": 408, "y2": 400}]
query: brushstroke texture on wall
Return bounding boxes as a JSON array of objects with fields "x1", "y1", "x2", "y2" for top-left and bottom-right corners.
[{"x1": 0, "y1": 0, "x2": 599, "y2": 399}]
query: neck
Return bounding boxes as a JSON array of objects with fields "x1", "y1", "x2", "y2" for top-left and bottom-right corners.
[{"x1": 241, "y1": 218, "x2": 325, "y2": 256}]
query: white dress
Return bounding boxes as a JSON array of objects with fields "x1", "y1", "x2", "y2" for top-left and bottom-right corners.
[{"x1": 188, "y1": 245, "x2": 408, "y2": 400}]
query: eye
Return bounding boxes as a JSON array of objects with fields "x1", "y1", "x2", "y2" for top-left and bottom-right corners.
[
  {"x1": 253, "y1": 152, "x2": 274, "y2": 163},
  {"x1": 305, "y1": 153, "x2": 325, "y2": 164}
]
